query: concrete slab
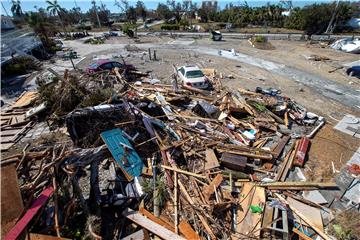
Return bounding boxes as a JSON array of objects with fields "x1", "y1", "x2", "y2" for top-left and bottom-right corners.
[{"x1": 334, "y1": 114, "x2": 360, "y2": 138}]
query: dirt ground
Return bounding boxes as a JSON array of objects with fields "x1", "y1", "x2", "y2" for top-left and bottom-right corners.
[{"x1": 63, "y1": 34, "x2": 360, "y2": 180}]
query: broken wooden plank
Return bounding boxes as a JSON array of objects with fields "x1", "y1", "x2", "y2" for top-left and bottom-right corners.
[
  {"x1": 236, "y1": 183, "x2": 266, "y2": 237},
  {"x1": 217, "y1": 148, "x2": 273, "y2": 160},
  {"x1": 121, "y1": 230, "x2": 145, "y2": 240},
  {"x1": 123, "y1": 208, "x2": 186, "y2": 240},
  {"x1": 138, "y1": 208, "x2": 174, "y2": 232},
  {"x1": 179, "y1": 220, "x2": 201, "y2": 240},
  {"x1": 280, "y1": 141, "x2": 299, "y2": 182},
  {"x1": 292, "y1": 227, "x2": 313, "y2": 240},
  {"x1": 203, "y1": 174, "x2": 223, "y2": 201},
  {"x1": 12, "y1": 91, "x2": 39, "y2": 109},
  {"x1": 271, "y1": 136, "x2": 290, "y2": 159},
  {"x1": 260, "y1": 182, "x2": 337, "y2": 189},
  {"x1": 5, "y1": 186, "x2": 54, "y2": 240},
  {"x1": 161, "y1": 165, "x2": 206, "y2": 179},
  {"x1": 178, "y1": 180, "x2": 216, "y2": 240},
  {"x1": 261, "y1": 203, "x2": 274, "y2": 231},
  {"x1": 205, "y1": 149, "x2": 220, "y2": 170}
]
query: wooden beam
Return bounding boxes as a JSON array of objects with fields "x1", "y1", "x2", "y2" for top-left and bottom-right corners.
[
  {"x1": 123, "y1": 208, "x2": 186, "y2": 240},
  {"x1": 174, "y1": 172, "x2": 179, "y2": 234},
  {"x1": 178, "y1": 180, "x2": 216, "y2": 240},
  {"x1": 260, "y1": 182, "x2": 337, "y2": 189},
  {"x1": 161, "y1": 165, "x2": 207, "y2": 179},
  {"x1": 203, "y1": 174, "x2": 223, "y2": 201},
  {"x1": 292, "y1": 227, "x2": 313, "y2": 240},
  {"x1": 138, "y1": 208, "x2": 174, "y2": 232},
  {"x1": 179, "y1": 220, "x2": 201, "y2": 240}
]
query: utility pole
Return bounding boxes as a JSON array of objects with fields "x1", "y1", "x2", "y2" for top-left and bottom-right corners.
[
  {"x1": 92, "y1": 0, "x2": 102, "y2": 28},
  {"x1": 325, "y1": 0, "x2": 340, "y2": 34},
  {"x1": 1, "y1": 1, "x2": 10, "y2": 17}
]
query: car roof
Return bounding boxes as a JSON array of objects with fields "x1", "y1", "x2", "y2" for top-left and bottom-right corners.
[
  {"x1": 94, "y1": 59, "x2": 116, "y2": 65},
  {"x1": 350, "y1": 66, "x2": 360, "y2": 70},
  {"x1": 181, "y1": 65, "x2": 201, "y2": 71}
]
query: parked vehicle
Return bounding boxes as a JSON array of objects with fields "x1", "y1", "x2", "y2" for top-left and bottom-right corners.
[
  {"x1": 210, "y1": 30, "x2": 222, "y2": 41},
  {"x1": 177, "y1": 65, "x2": 209, "y2": 89},
  {"x1": 346, "y1": 66, "x2": 360, "y2": 78},
  {"x1": 86, "y1": 60, "x2": 135, "y2": 73}
]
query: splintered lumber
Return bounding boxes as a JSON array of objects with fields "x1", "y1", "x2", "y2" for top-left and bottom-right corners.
[
  {"x1": 178, "y1": 180, "x2": 216, "y2": 240},
  {"x1": 271, "y1": 136, "x2": 290, "y2": 159},
  {"x1": 217, "y1": 147, "x2": 273, "y2": 160},
  {"x1": 274, "y1": 194, "x2": 329, "y2": 240},
  {"x1": 205, "y1": 149, "x2": 220, "y2": 170},
  {"x1": 236, "y1": 183, "x2": 266, "y2": 238},
  {"x1": 261, "y1": 203, "x2": 274, "y2": 232},
  {"x1": 138, "y1": 208, "x2": 174, "y2": 232},
  {"x1": 203, "y1": 174, "x2": 223, "y2": 201},
  {"x1": 260, "y1": 182, "x2": 337, "y2": 190},
  {"x1": 179, "y1": 220, "x2": 201, "y2": 240},
  {"x1": 122, "y1": 230, "x2": 145, "y2": 240},
  {"x1": 123, "y1": 208, "x2": 186, "y2": 240},
  {"x1": 5, "y1": 186, "x2": 54, "y2": 240},
  {"x1": 161, "y1": 165, "x2": 207, "y2": 179},
  {"x1": 12, "y1": 91, "x2": 39, "y2": 108},
  {"x1": 292, "y1": 227, "x2": 313, "y2": 240},
  {"x1": 275, "y1": 141, "x2": 296, "y2": 181}
]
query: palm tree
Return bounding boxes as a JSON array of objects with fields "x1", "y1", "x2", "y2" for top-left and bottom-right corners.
[
  {"x1": 46, "y1": 0, "x2": 66, "y2": 32},
  {"x1": 91, "y1": 0, "x2": 102, "y2": 27},
  {"x1": 11, "y1": 0, "x2": 23, "y2": 17},
  {"x1": 27, "y1": 12, "x2": 53, "y2": 47}
]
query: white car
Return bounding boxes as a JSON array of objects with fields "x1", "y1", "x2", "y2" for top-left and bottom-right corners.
[{"x1": 177, "y1": 65, "x2": 209, "y2": 89}]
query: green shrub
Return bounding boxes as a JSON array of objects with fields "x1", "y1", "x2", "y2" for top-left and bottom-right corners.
[
  {"x1": 160, "y1": 24, "x2": 180, "y2": 30},
  {"x1": 121, "y1": 23, "x2": 137, "y2": 37},
  {"x1": 84, "y1": 38, "x2": 104, "y2": 44},
  {"x1": 77, "y1": 25, "x2": 92, "y2": 31},
  {"x1": 254, "y1": 36, "x2": 267, "y2": 43},
  {"x1": 2, "y1": 56, "x2": 40, "y2": 77}
]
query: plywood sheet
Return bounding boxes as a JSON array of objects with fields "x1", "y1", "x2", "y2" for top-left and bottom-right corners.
[
  {"x1": 12, "y1": 91, "x2": 38, "y2": 108},
  {"x1": 287, "y1": 197, "x2": 324, "y2": 232},
  {"x1": 205, "y1": 149, "x2": 220, "y2": 170},
  {"x1": 236, "y1": 183, "x2": 266, "y2": 237},
  {"x1": 1, "y1": 164, "x2": 24, "y2": 238}
]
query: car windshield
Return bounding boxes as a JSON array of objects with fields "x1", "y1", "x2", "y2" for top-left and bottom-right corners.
[
  {"x1": 186, "y1": 70, "x2": 204, "y2": 78},
  {"x1": 89, "y1": 63, "x2": 99, "y2": 68}
]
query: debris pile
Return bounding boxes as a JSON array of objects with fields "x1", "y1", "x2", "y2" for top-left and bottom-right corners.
[{"x1": 2, "y1": 65, "x2": 357, "y2": 240}]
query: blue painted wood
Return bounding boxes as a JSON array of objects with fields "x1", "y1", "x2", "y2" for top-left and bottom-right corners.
[{"x1": 101, "y1": 128, "x2": 144, "y2": 178}]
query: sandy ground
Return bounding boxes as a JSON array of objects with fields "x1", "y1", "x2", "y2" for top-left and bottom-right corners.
[
  {"x1": 3, "y1": 34, "x2": 358, "y2": 181},
  {"x1": 70, "y1": 36, "x2": 359, "y2": 117},
  {"x1": 68, "y1": 35, "x2": 360, "y2": 181}
]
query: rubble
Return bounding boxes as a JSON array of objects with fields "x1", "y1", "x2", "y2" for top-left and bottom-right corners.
[{"x1": 1, "y1": 62, "x2": 356, "y2": 240}]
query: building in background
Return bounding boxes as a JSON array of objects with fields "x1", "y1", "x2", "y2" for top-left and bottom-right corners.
[{"x1": 201, "y1": 0, "x2": 218, "y2": 12}]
